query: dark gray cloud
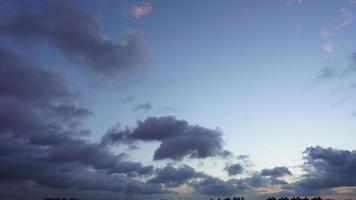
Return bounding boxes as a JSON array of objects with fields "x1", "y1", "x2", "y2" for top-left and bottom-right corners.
[
  {"x1": 224, "y1": 163, "x2": 243, "y2": 176},
  {"x1": 287, "y1": 146, "x2": 356, "y2": 194},
  {"x1": 133, "y1": 102, "x2": 153, "y2": 112},
  {"x1": 244, "y1": 173, "x2": 288, "y2": 188},
  {"x1": 189, "y1": 176, "x2": 249, "y2": 196},
  {"x1": 0, "y1": 138, "x2": 162, "y2": 194},
  {"x1": 0, "y1": 45, "x2": 162, "y2": 194},
  {"x1": 101, "y1": 116, "x2": 232, "y2": 160},
  {"x1": 46, "y1": 141, "x2": 154, "y2": 176},
  {"x1": 0, "y1": 45, "x2": 303, "y2": 197},
  {"x1": 261, "y1": 167, "x2": 292, "y2": 177},
  {"x1": 0, "y1": 1, "x2": 148, "y2": 78},
  {"x1": 189, "y1": 172, "x2": 289, "y2": 196},
  {"x1": 0, "y1": 48, "x2": 72, "y2": 104},
  {"x1": 191, "y1": 178, "x2": 241, "y2": 196},
  {"x1": 148, "y1": 164, "x2": 202, "y2": 188},
  {"x1": 145, "y1": 162, "x2": 289, "y2": 195}
]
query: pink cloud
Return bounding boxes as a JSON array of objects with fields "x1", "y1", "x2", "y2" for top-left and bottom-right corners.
[
  {"x1": 335, "y1": 8, "x2": 354, "y2": 30},
  {"x1": 130, "y1": 2, "x2": 152, "y2": 19},
  {"x1": 321, "y1": 8, "x2": 354, "y2": 38},
  {"x1": 322, "y1": 42, "x2": 336, "y2": 53}
]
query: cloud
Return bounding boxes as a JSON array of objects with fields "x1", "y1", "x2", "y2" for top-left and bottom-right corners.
[
  {"x1": 225, "y1": 164, "x2": 243, "y2": 176},
  {"x1": 288, "y1": 146, "x2": 356, "y2": 194},
  {"x1": 319, "y1": 8, "x2": 354, "y2": 54},
  {"x1": 133, "y1": 102, "x2": 153, "y2": 112},
  {"x1": 130, "y1": 2, "x2": 152, "y2": 18},
  {"x1": 321, "y1": 8, "x2": 354, "y2": 36},
  {"x1": 317, "y1": 52, "x2": 356, "y2": 80},
  {"x1": 101, "y1": 116, "x2": 231, "y2": 160},
  {"x1": 46, "y1": 141, "x2": 154, "y2": 176},
  {"x1": 0, "y1": 144, "x2": 162, "y2": 194},
  {"x1": 0, "y1": 2, "x2": 149, "y2": 79},
  {"x1": 287, "y1": 0, "x2": 304, "y2": 5},
  {"x1": 148, "y1": 164, "x2": 202, "y2": 188},
  {"x1": 189, "y1": 172, "x2": 288, "y2": 196},
  {"x1": 322, "y1": 42, "x2": 336, "y2": 53},
  {"x1": 147, "y1": 164, "x2": 290, "y2": 196},
  {"x1": 122, "y1": 95, "x2": 136, "y2": 104},
  {"x1": 0, "y1": 45, "x2": 163, "y2": 194},
  {"x1": 317, "y1": 66, "x2": 341, "y2": 80},
  {"x1": 0, "y1": 49, "x2": 72, "y2": 105},
  {"x1": 245, "y1": 173, "x2": 289, "y2": 188},
  {"x1": 190, "y1": 176, "x2": 249, "y2": 196},
  {"x1": 335, "y1": 8, "x2": 354, "y2": 30},
  {"x1": 261, "y1": 167, "x2": 292, "y2": 177}
]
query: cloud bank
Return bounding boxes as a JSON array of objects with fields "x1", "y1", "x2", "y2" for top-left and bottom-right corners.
[
  {"x1": 0, "y1": 45, "x2": 162, "y2": 195},
  {"x1": 148, "y1": 164, "x2": 202, "y2": 188},
  {"x1": 288, "y1": 146, "x2": 356, "y2": 194}
]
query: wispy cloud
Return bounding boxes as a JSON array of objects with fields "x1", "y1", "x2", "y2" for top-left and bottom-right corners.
[
  {"x1": 322, "y1": 8, "x2": 354, "y2": 36},
  {"x1": 320, "y1": 8, "x2": 354, "y2": 53},
  {"x1": 133, "y1": 102, "x2": 152, "y2": 112},
  {"x1": 130, "y1": 2, "x2": 152, "y2": 19},
  {"x1": 122, "y1": 95, "x2": 135, "y2": 104},
  {"x1": 317, "y1": 53, "x2": 356, "y2": 80},
  {"x1": 335, "y1": 8, "x2": 354, "y2": 30},
  {"x1": 287, "y1": 0, "x2": 304, "y2": 5}
]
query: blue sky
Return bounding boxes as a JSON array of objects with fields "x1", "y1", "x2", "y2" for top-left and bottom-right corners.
[
  {"x1": 1, "y1": 0, "x2": 356, "y2": 199},
  {"x1": 80, "y1": 0, "x2": 356, "y2": 168}
]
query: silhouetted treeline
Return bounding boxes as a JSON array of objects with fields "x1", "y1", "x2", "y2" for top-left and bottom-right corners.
[
  {"x1": 266, "y1": 196, "x2": 333, "y2": 200},
  {"x1": 210, "y1": 196, "x2": 244, "y2": 200}
]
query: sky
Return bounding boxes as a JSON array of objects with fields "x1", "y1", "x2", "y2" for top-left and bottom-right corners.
[{"x1": 0, "y1": 0, "x2": 356, "y2": 199}]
